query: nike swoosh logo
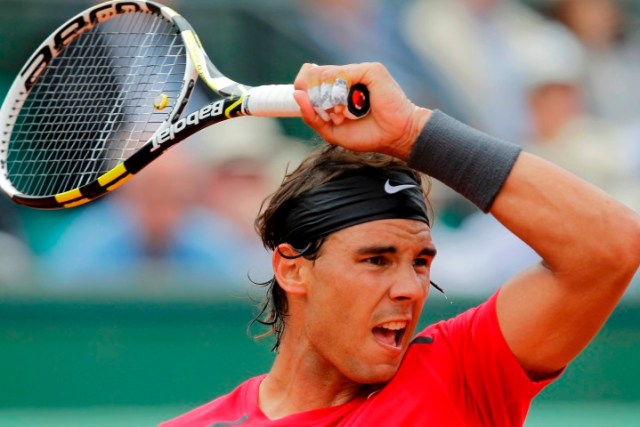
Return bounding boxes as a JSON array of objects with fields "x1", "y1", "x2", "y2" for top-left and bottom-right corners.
[{"x1": 384, "y1": 179, "x2": 417, "y2": 194}]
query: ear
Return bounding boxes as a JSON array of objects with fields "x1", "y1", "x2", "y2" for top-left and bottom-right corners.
[{"x1": 273, "y1": 244, "x2": 309, "y2": 296}]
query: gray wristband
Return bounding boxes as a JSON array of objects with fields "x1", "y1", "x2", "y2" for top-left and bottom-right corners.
[{"x1": 407, "y1": 110, "x2": 522, "y2": 212}]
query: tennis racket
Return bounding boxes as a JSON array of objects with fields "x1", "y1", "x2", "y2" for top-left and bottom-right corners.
[{"x1": 0, "y1": 0, "x2": 369, "y2": 209}]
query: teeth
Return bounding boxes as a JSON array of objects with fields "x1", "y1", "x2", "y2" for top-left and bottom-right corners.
[{"x1": 379, "y1": 321, "x2": 407, "y2": 331}]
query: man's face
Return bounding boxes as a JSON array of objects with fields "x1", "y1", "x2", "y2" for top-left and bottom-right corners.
[{"x1": 297, "y1": 218, "x2": 436, "y2": 385}]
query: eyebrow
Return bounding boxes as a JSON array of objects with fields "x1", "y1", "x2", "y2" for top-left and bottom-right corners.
[{"x1": 356, "y1": 245, "x2": 437, "y2": 257}]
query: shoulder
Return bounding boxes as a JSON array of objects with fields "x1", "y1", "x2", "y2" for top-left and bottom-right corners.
[
  {"x1": 158, "y1": 375, "x2": 265, "y2": 427},
  {"x1": 400, "y1": 292, "x2": 522, "y2": 386},
  {"x1": 416, "y1": 292, "x2": 500, "y2": 345},
  {"x1": 385, "y1": 293, "x2": 555, "y2": 424},
  {"x1": 407, "y1": 291, "x2": 558, "y2": 398},
  {"x1": 390, "y1": 294, "x2": 502, "y2": 390}
]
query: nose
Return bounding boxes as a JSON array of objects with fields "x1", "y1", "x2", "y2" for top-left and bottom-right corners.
[{"x1": 388, "y1": 265, "x2": 428, "y2": 301}]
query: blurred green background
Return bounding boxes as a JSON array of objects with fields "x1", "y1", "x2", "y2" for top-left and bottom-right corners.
[
  {"x1": 2, "y1": 293, "x2": 640, "y2": 426},
  {"x1": 1, "y1": 0, "x2": 639, "y2": 426}
]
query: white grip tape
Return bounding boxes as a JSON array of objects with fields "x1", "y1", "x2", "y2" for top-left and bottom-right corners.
[{"x1": 243, "y1": 84, "x2": 300, "y2": 118}]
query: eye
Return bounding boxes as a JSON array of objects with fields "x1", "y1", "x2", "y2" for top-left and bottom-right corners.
[
  {"x1": 413, "y1": 258, "x2": 430, "y2": 268},
  {"x1": 364, "y1": 256, "x2": 389, "y2": 266}
]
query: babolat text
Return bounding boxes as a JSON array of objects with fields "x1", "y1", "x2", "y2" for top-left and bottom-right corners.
[{"x1": 150, "y1": 99, "x2": 225, "y2": 151}]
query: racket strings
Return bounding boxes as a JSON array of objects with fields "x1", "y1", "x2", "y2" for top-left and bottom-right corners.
[{"x1": 8, "y1": 11, "x2": 187, "y2": 197}]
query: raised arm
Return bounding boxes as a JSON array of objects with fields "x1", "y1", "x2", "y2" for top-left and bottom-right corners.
[
  {"x1": 489, "y1": 151, "x2": 640, "y2": 378},
  {"x1": 294, "y1": 62, "x2": 640, "y2": 380}
]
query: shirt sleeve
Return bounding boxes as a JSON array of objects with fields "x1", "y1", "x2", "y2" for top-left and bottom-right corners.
[{"x1": 418, "y1": 290, "x2": 562, "y2": 425}]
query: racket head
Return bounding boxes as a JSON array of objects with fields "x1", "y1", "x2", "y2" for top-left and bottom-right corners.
[{"x1": 0, "y1": 1, "x2": 242, "y2": 209}]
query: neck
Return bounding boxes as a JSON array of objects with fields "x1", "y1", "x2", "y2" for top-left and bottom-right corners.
[{"x1": 258, "y1": 335, "x2": 366, "y2": 420}]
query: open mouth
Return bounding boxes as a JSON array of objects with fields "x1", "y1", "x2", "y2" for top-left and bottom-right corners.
[{"x1": 372, "y1": 321, "x2": 407, "y2": 349}]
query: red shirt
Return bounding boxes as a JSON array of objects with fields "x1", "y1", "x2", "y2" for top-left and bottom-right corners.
[{"x1": 160, "y1": 292, "x2": 558, "y2": 426}]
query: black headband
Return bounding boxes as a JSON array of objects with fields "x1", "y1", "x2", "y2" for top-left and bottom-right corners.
[{"x1": 278, "y1": 168, "x2": 429, "y2": 248}]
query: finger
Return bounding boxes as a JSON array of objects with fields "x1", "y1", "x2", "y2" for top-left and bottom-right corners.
[
  {"x1": 320, "y1": 81, "x2": 333, "y2": 111},
  {"x1": 329, "y1": 111, "x2": 345, "y2": 126},
  {"x1": 318, "y1": 63, "x2": 372, "y2": 90},
  {"x1": 314, "y1": 107, "x2": 331, "y2": 122},
  {"x1": 293, "y1": 89, "x2": 314, "y2": 114},
  {"x1": 330, "y1": 74, "x2": 349, "y2": 107},
  {"x1": 294, "y1": 89, "x2": 327, "y2": 127},
  {"x1": 293, "y1": 62, "x2": 316, "y2": 91},
  {"x1": 308, "y1": 80, "x2": 331, "y2": 122}
]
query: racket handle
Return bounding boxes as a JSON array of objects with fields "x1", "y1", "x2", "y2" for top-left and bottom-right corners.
[
  {"x1": 244, "y1": 84, "x2": 370, "y2": 119},
  {"x1": 244, "y1": 84, "x2": 299, "y2": 117}
]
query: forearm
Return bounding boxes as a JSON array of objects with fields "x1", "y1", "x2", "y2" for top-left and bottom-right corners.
[
  {"x1": 490, "y1": 152, "x2": 640, "y2": 279},
  {"x1": 407, "y1": 110, "x2": 640, "y2": 281}
]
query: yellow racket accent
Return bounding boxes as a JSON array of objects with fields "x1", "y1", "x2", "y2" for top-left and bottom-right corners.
[
  {"x1": 183, "y1": 30, "x2": 218, "y2": 89},
  {"x1": 98, "y1": 163, "x2": 129, "y2": 187},
  {"x1": 55, "y1": 188, "x2": 82, "y2": 204},
  {"x1": 62, "y1": 198, "x2": 90, "y2": 208},
  {"x1": 105, "y1": 173, "x2": 133, "y2": 192},
  {"x1": 225, "y1": 97, "x2": 243, "y2": 118}
]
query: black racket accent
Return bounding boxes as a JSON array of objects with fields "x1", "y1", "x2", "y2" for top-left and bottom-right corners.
[{"x1": 12, "y1": 194, "x2": 60, "y2": 209}]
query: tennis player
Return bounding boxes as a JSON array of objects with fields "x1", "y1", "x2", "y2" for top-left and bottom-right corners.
[{"x1": 160, "y1": 62, "x2": 640, "y2": 426}]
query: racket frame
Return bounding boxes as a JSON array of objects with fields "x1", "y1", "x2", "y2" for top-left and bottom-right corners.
[{"x1": 0, "y1": 1, "x2": 297, "y2": 209}]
